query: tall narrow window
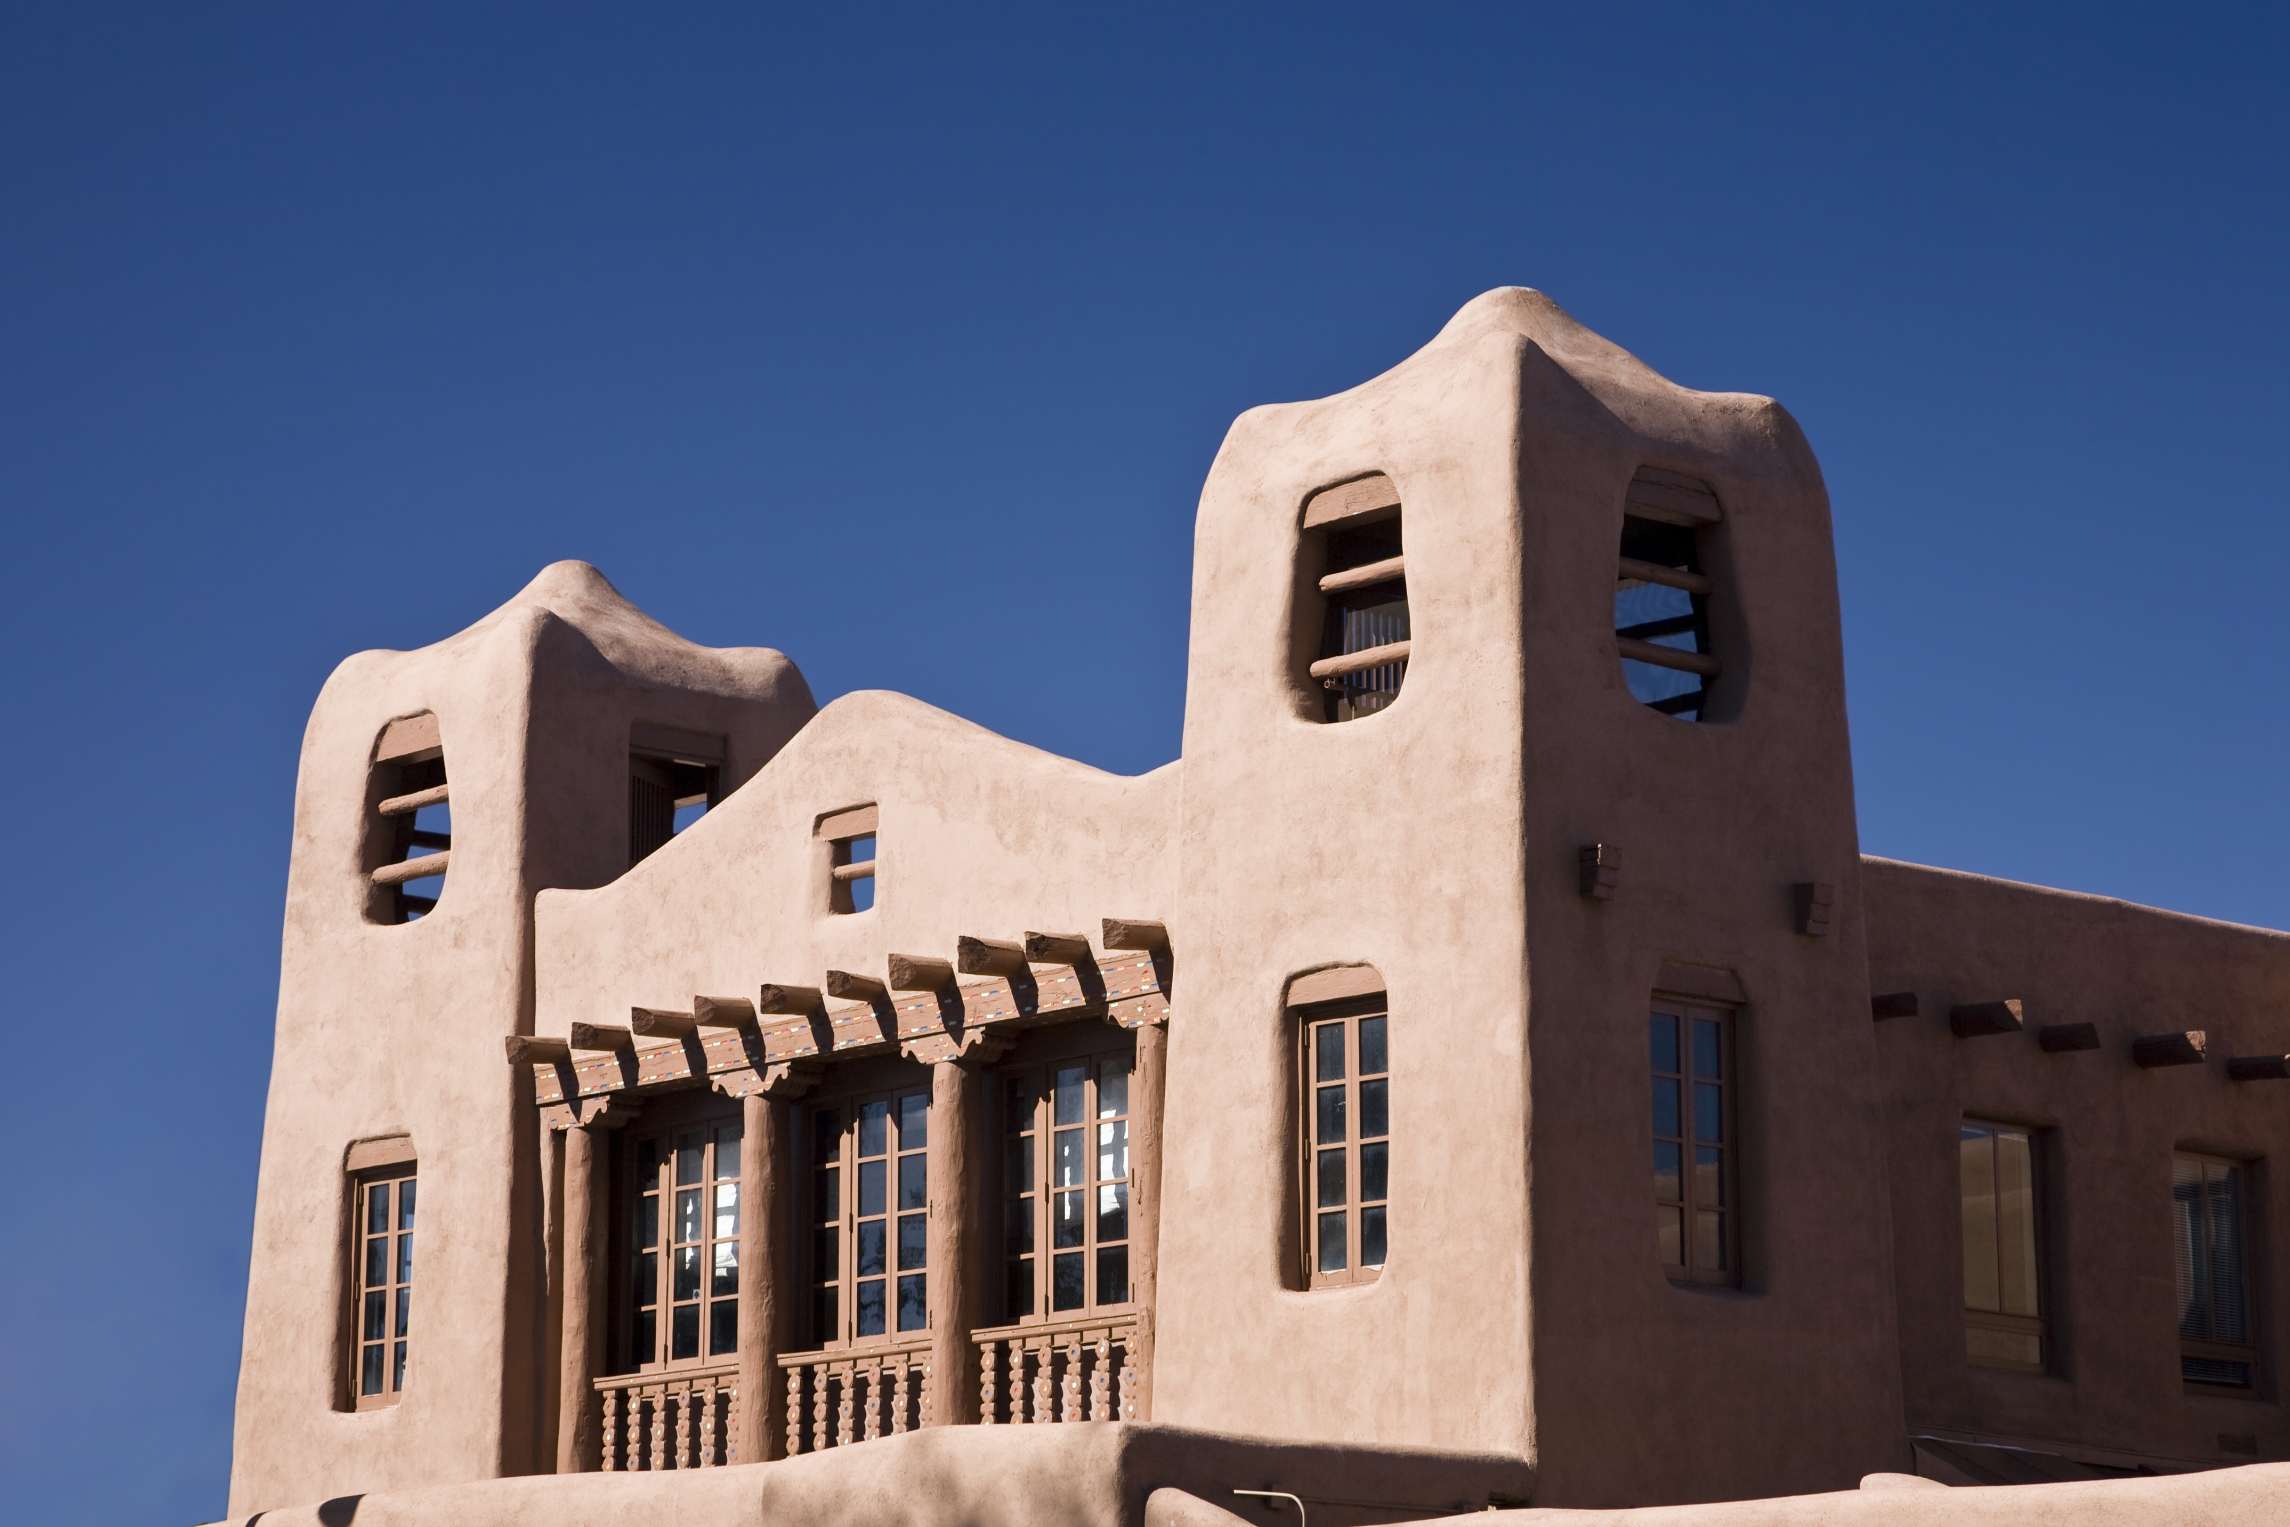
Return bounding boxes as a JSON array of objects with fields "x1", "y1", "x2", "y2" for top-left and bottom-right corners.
[
  {"x1": 1614, "y1": 467, "x2": 1723, "y2": 721},
  {"x1": 1301, "y1": 997, "x2": 1389, "y2": 1287},
  {"x1": 817, "y1": 804, "x2": 877, "y2": 913},
  {"x1": 2175, "y1": 1153, "x2": 2256, "y2": 1390},
  {"x1": 365, "y1": 712, "x2": 449, "y2": 923},
  {"x1": 1301, "y1": 474, "x2": 1408, "y2": 723},
  {"x1": 1652, "y1": 999, "x2": 1735, "y2": 1284},
  {"x1": 350, "y1": 1150, "x2": 416, "y2": 1408},
  {"x1": 804, "y1": 1087, "x2": 928, "y2": 1345},
  {"x1": 1960, "y1": 1121, "x2": 2046, "y2": 1371},
  {"x1": 995, "y1": 1050, "x2": 1134, "y2": 1321},
  {"x1": 623, "y1": 1112, "x2": 742, "y2": 1370},
  {"x1": 629, "y1": 724, "x2": 725, "y2": 866}
]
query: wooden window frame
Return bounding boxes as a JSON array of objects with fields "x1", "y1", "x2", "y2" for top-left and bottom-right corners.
[
  {"x1": 614, "y1": 1098, "x2": 745, "y2": 1375},
  {"x1": 1651, "y1": 996, "x2": 1737, "y2": 1286},
  {"x1": 346, "y1": 1138, "x2": 418, "y2": 1410},
  {"x1": 991, "y1": 1037, "x2": 1138, "y2": 1325},
  {"x1": 1959, "y1": 1118, "x2": 2049, "y2": 1373},
  {"x1": 1614, "y1": 467, "x2": 1724, "y2": 723},
  {"x1": 816, "y1": 803, "x2": 878, "y2": 915},
  {"x1": 365, "y1": 712, "x2": 449, "y2": 924},
  {"x1": 800, "y1": 1077, "x2": 931, "y2": 1349},
  {"x1": 1300, "y1": 474, "x2": 1409, "y2": 724},
  {"x1": 2174, "y1": 1151, "x2": 2260, "y2": 1393},
  {"x1": 1293, "y1": 978, "x2": 1390, "y2": 1290}
]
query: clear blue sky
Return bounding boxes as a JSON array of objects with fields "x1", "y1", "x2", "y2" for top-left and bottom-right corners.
[{"x1": 2, "y1": 5, "x2": 2284, "y2": 1522}]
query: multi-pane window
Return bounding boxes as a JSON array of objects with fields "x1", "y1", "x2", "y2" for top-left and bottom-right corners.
[
  {"x1": 1304, "y1": 1001, "x2": 1389, "y2": 1287},
  {"x1": 1614, "y1": 467, "x2": 1723, "y2": 722},
  {"x1": 1301, "y1": 474, "x2": 1408, "y2": 723},
  {"x1": 807, "y1": 1090, "x2": 928, "y2": 1345},
  {"x1": 626, "y1": 1117, "x2": 742, "y2": 1368},
  {"x1": 2174, "y1": 1153, "x2": 2256, "y2": 1389},
  {"x1": 1960, "y1": 1121, "x2": 2046, "y2": 1371},
  {"x1": 354, "y1": 1167, "x2": 416, "y2": 1407},
  {"x1": 997, "y1": 1054, "x2": 1134, "y2": 1320},
  {"x1": 1652, "y1": 1000, "x2": 1734, "y2": 1283}
]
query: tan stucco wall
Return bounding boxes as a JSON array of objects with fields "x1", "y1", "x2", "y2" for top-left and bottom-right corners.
[{"x1": 1864, "y1": 857, "x2": 2290, "y2": 1468}]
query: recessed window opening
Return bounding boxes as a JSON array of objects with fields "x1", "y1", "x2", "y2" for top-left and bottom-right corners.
[
  {"x1": 804, "y1": 1088, "x2": 929, "y2": 1346},
  {"x1": 1652, "y1": 998, "x2": 1736, "y2": 1284},
  {"x1": 817, "y1": 804, "x2": 878, "y2": 914},
  {"x1": 1615, "y1": 467, "x2": 1723, "y2": 722},
  {"x1": 2174, "y1": 1152, "x2": 2257, "y2": 1390},
  {"x1": 1287, "y1": 967, "x2": 1391, "y2": 1289},
  {"x1": 621, "y1": 1110, "x2": 744, "y2": 1371},
  {"x1": 366, "y1": 713, "x2": 448, "y2": 924},
  {"x1": 345, "y1": 1136, "x2": 417, "y2": 1409},
  {"x1": 1302, "y1": 474, "x2": 1408, "y2": 723},
  {"x1": 994, "y1": 1049, "x2": 1135, "y2": 1323},
  {"x1": 629, "y1": 724, "x2": 726, "y2": 867},
  {"x1": 1960, "y1": 1120, "x2": 2047, "y2": 1371}
]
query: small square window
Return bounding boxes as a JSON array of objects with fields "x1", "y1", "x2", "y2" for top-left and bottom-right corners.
[{"x1": 816, "y1": 805, "x2": 878, "y2": 914}]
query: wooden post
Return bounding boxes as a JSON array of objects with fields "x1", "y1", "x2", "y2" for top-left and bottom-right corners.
[
  {"x1": 537, "y1": 1119, "x2": 565, "y2": 1470},
  {"x1": 1129, "y1": 1019, "x2": 1169, "y2": 1420},
  {"x1": 927, "y1": 1060, "x2": 982, "y2": 1426},
  {"x1": 738, "y1": 1092, "x2": 790, "y2": 1462},
  {"x1": 557, "y1": 1123, "x2": 607, "y2": 1472}
]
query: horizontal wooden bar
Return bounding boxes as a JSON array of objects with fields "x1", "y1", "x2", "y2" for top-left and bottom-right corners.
[
  {"x1": 959, "y1": 936, "x2": 1028, "y2": 977},
  {"x1": 372, "y1": 851, "x2": 448, "y2": 886},
  {"x1": 1625, "y1": 467, "x2": 1723, "y2": 527},
  {"x1": 407, "y1": 829, "x2": 451, "y2": 851},
  {"x1": 1309, "y1": 640, "x2": 1411, "y2": 681},
  {"x1": 815, "y1": 803, "x2": 879, "y2": 841},
  {"x1": 2039, "y1": 1022, "x2": 2100, "y2": 1053},
  {"x1": 1023, "y1": 932, "x2": 1093, "y2": 965},
  {"x1": 378, "y1": 783, "x2": 450, "y2": 817},
  {"x1": 888, "y1": 953, "x2": 955, "y2": 992},
  {"x1": 1616, "y1": 556, "x2": 1713, "y2": 595},
  {"x1": 694, "y1": 995, "x2": 756, "y2": 1028},
  {"x1": 506, "y1": 1035, "x2": 571, "y2": 1065},
  {"x1": 2133, "y1": 1031, "x2": 2206, "y2": 1068},
  {"x1": 826, "y1": 970, "x2": 887, "y2": 1003},
  {"x1": 830, "y1": 862, "x2": 876, "y2": 883},
  {"x1": 1288, "y1": 965, "x2": 1385, "y2": 1008},
  {"x1": 1950, "y1": 1000, "x2": 2024, "y2": 1039},
  {"x1": 345, "y1": 1133, "x2": 417, "y2": 1172},
  {"x1": 1301, "y1": 473, "x2": 1400, "y2": 531},
  {"x1": 629, "y1": 721, "x2": 726, "y2": 764},
  {"x1": 570, "y1": 1023, "x2": 633, "y2": 1051},
  {"x1": 758, "y1": 984, "x2": 824, "y2": 1015},
  {"x1": 1102, "y1": 918, "x2": 1168, "y2": 952},
  {"x1": 2227, "y1": 1054, "x2": 2290, "y2": 1082},
  {"x1": 1318, "y1": 556, "x2": 1405, "y2": 596},
  {"x1": 1616, "y1": 638, "x2": 1720, "y2": 677},
  {"x1": 374, "y1": 712, "x2": 441, "y2": 764},
  {"x1": 1870, "y1": 992, "x2": 1918, "y2": 1021},
  {"x1": 630, "y1": 1007, "x2": 697, "y2": 1039}
]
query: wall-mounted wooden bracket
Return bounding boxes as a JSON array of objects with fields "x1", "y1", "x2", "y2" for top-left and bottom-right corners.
[
  {"x1": 1102, "y1": 918, "x2": 1169, "y2": 952},
  {"x1": 694, "y1": 995, "x2": 756, "y2": 1028},
  {"x1": 630, "y1": 1006, "x2": 698, "y2": 1039},
  {"x1": 757, "y1": 983, "x2": 824, "y2": 1016},
  {"x1": 825, "y1": 970, "x2": 889, "y2": 1003},
  {"x1": 1870, "y1": 992, "x2": 1918, "y2": 1021},
  {"x1": 2038, "y1": 1022, "x2": 2100, "y2": 1053},
  {"x1": 1792, "y1": 882, "x2": 1835, "y2": 937},
  {"x1": 569, "y1": 1022, "x2": 634, "y2": 1051},
  {"x1": 1578, "y1": 844, "x2": 1620, "y2": 901},
  {"x1": 1023, "y1": 932, "x2": 1094, "y2": 965},
  {"x1": 2133, "y1": 1031, "x2": 2207, "y2": 1068},
  {"x1": 1950, "y1": 1000, "x2": 2024, "y2": 1039},
  {"x1": 888, "y1": 953, "x2": 955, "y2": 992},
  {"x1": 505, "y1": 1034, "x2": 571, "y2": 1065},
  {"x1": 2227, "y1": 1054, "x2": 2290, "y2": 1081},
  {"x1": 958, "y1": 936, "x2": 1029, "y2": 977}
]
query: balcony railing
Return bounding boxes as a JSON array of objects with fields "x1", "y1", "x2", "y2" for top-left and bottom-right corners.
[
  {"x1": 594, "y1": 1363, "x2": 738, "y2": 1471},
  {"x1": 975, "y1": 1311, "x2": 1139, "y2": 1424},
  {"x1": 779, "y1": 1335, "x2": 934, "y2": 1456}
]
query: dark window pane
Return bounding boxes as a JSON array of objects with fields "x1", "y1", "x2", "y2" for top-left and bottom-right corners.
[
  {"x1": 1317, "y1": 1211, "x2": 1347, "y2": 1274},
  {"x1": 856, "y1": 1279, "x2": 886, "y2": 1337},
  {"x1": 1651, "y1": 1079, "x2": 1679, "y2": 1139},
  {"x1": 1691, "y1": 1017, "x2": 1722, "y2": 1080},
  {"x1": 811, "y1": 1108, "x2": 841, "y2": 1159},
  {"x1": 811, "y1": 1287, "x2": 837, "y2": 1345},
  {"x1": 857, "y1": 1219, "x2": 886, "y2": 1277},
  {"x1": 363, "y1": 1289, "x2": 387, "y2": 1342},
  {"x1": 1654, "y1": 1142, "x2": 1681, "y2": 1204},
  {"x1": 639, "y1": 1136, "x2": 661, "y2": 1183},
  {"x1": 672, "y1": 1303, "x2": 699, "y2": 1360},
  {"x1": 365, "y1": 1236, "x2": 387, "y2": 1289},
  {"x1": 674, "y1": 1246, "x2": 700, "y2": 1301},
  {"x1": 1358, "y1": 1015, "x2": 1387, "y2": 1076},
  {"x1": 1693, "y1": 1082, "x2": 1722, "y2": 1144},
  {"x1": 1097, "y1": 1182, "x2": 1129, "y2": 1242},
  {"x1": 637, "y1": 1193, "x2": 658, "y2": 1249},
  {"x1": 1098, "y1": 1119, "x2": 1129, "y2": 1182},
  {"x1": 637, "y1": 1251, "x2": 658, "y2": 1308},
  {"x1": 714, "y1": 1123, "x2": 742, "y2": 1175},
  {"x1": 1361, "y1": 1205, "x2": 1387, "y2": 1269},
  {"x1": 712, "y1": 1241, "x2": 738, "y2": 1297},
  {"x1": 2210, "y1": 1165, "x2": 2249, "y2": 1343},
  {"x1": 1004, "y1": 1075, "x2": 1033, "y2": 1122},
  {"x1": 1359, "y1": 1078, "x2": 1388, "y2": 1139},
  {"x1": 676, "y1": 1188, "x2": 702, "y2": 1245},
  {"x1": 1005, "y1": 1195, "x2": 1035, "y2": 1256},
  {"x1": 714, "y1": 1182, "x2": 739, "y2": 1240},
  {"x1": 899, "y1": 1154, "x2": 928, "y2": 1211},
  {"x1": 367, "y1": 1183, "x2": 389, "y2": 1235},
  {"x1": 1054, "y1": 1190, "x2": 1085, "y2": 1248},
  {"x1": 392, "y1": 1340, "x2": 407, "y2": 1393},
  {"x1": 1098, "y1": 1244, "x2": 1131, "y2": 1305},
  {"x1": 1317, "y1": 1148, "x2": 1347, "y2": 1209},
  {"x1": 898, "y1": 1212, "x2": 927, "y2": 1271},
  {"x1": 1695, "y1": 1209, "x2": 1725, "y2": 1271},
  {"x1": 859, "y1": 1100, "x2": 888, "y2": 1158},
  {"x1": 396, "y1": 1233, "x2": 413, "y2": 1287},
  {"x1": 897, "y1": 1273, "x2": 927, "y2": 1331},
  {"x1": 858, "y1": 1159, "x2": 885, "y2": 1217},
  {"x1": 1003, "y1": 1136, "x2": 1033, "y2": 1197},
  {"x1": 1053, "y1": 1251, "x2": 1086, "y2": 1311},
  {"x1": 397, "y1": 1178, "x2": 415, "y2": 1229},
  {"x1": 2184, "y1": 1355, "x2": 2254, "y2": 1387},
  {"x1": 1316, "y1": 1085, "x2": 1347, "y2": 1145},
  {"x1": 810, "y1": 1228, "x2": 836, "y2": 1281},
  {"x1": 1316, "y1": 1022, "x2": 1346, "y2": 1083},
  {"x1": 1098, "y1": 1057, "x2": 1130, "y2": 1118},
  {"x1": 1650, "y1": 1013, "x2": 1679, "y2": 1074},
  {"x1": 676, "y1": 1131, "x2": 704, "y2": 1186},
  {"x1": 1055, "y1": 1066, "x2": 1086, "y2": 1126},
  {"x1": 395, "y1": 1285, "x2": 411, "y2": 1338},
  {"x1": 1054, "y1": 1128, "x2": 1085, "y2": 1189},
  {"x1": 1656, "y1": 1205, "x2": 1683, "y2": 1265},
  {"x1": 1360, "y1": 1142, "x2": 1388, "y2": 1203},
  {"x1": 815, "y1": 1166, "x2": 839, "y2": 1223},
  {"x1": 634, "y1": 1308, "x2": 656, "y2": 1364},
  {"x1": 1005, "y1": 1257, "x2": 1034, "y2": 1319},
  {"x1": 361, "y1": 1341, "x2": 385, "y2": 1396},
  {"x1": 2173, "y1": 1158, "x2": 2205, "y2": 1337},
  {"x1": 1694, "y1": 1145, "x2": 1723, "y2": 1206},
  {"x1": 710, "y1": 1300, "x2": 738, "y2": 1356},
  {"x1": 899, "y1": 1091, "x2": 928, "y2": 1150}
]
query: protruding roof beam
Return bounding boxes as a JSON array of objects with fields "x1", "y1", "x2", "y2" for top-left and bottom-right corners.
[
  {"x1": 888, "y1": 953, "x2": 955, "y2": 992},
  {"x1": 826, "y1": 970, "x2": 888, "y2": 1003},
  {"x1": 1102, "y1": 918, "x2": 1169, "y2": 952},
  {"x1": 694, "y1": 995, "x2": 756, "y2": 1028},
  {"x1": 570, "y1": 1022, "x2": 633, "y2": 1051},
  {"x1": 2133, "y1": 1031, "x2": 2206, "y2": 1068},
  {"x1": 757, "y1": 983, "x2": 825, "y2": 1016},
  {"x1": 505, "y1": 1035, "x2": 571, "y2": 1065},
  {"x1": 1023, "y1": 932, "x2": 1094, "y2": 965},
  {"x1": 1949, "y1": 1000, "x2": 2023, "y2": 1039},
  {"x1": 958, "y1": 936, "x2": 1028, "y2": 978},
  {"x1": 631, "y1": 1007, "x2": 698, "y2": 1039}
]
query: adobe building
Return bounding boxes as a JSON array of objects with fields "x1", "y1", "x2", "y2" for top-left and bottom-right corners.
[{"x1": 219, "y1": 290, "x2": 2290, "y2": 1526}]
